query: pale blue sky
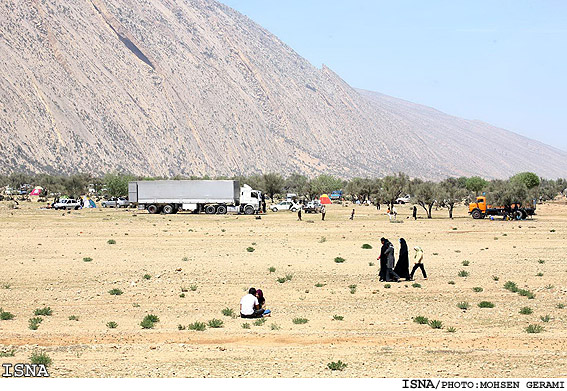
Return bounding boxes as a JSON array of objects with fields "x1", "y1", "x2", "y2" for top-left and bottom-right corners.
[{"x1": 221, "y1": 0, "x2": 567, "y2": 152}]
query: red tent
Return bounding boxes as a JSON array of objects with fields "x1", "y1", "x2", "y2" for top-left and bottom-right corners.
[{"x1": 319, "y1": 194, "x2": 332, "y2": 204}]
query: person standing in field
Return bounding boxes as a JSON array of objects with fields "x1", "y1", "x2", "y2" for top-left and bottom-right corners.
[
  {"x1": 410, "y1": 246, "x2": 427, "y2": 280},
  {"x1": 394, "y1": 238, "x2": 411, "y2": 281},
  {"x1": 350, "y1": 208, "x2": 355, "y2": 220},
  {"x1": 297, "y1": 205, "x2": 302, "y2": 221},
  {"x1": 412, "y1": 206, "x2": 417, "y2": 220},
  {"x1": 321, "y1": 205, "x2": 326, "y2": 221}
]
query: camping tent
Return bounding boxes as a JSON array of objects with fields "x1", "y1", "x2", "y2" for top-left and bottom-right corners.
[
  {"x1": 319, "y1": 194, "x2": 332, "y2": 204},
  {"x1": 82, "y1": 196, "x2": 97, "y2": 208},
  {"x1": 29, "y1": 186, "x2": 43, "y2": 196}
]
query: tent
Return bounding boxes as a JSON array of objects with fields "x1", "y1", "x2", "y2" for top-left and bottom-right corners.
[
  {"x1": 82, "y1": 196, "x2": 97, "y2": 208},
  {"x1": 30, "y1": 186, "x2": 43, "y2": 196},
  {"x1": 319, "y1": 194, "x2": 332, "y2": 204}
]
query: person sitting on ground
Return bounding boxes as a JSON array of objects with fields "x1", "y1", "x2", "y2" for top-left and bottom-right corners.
[
  {"x1": 240, "y1": 287, "x2": 266, "y2": 318},
  {"x1": 255, "y1": 289, "x2": 271, "y2": 316}
]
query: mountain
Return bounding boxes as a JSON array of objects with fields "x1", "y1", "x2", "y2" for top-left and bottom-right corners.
[{"x1": 1, "y1": 0, "x2": 565, "y2": 179}]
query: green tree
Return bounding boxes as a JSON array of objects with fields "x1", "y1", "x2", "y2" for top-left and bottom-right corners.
[
  {"x1": 465, "y1": 176, "x2": 488, "y2": 196},
  {"x1": 310, "y1": 174, "x2": 344, "y2": 197},
  {"x1": 345, "y1": 178, "x2": 375, "y2": 202},
  {"x1": 487, "y1": 179, "x2": 530, "y2": 208},
  {"x1": 510, "y1": 172, "x2": 540, "y2": 190},
  {"x1": 380, "y1": 173, "x2": 409, "y2": 209},
  {"x1": 284, "y1": 173, "x2": 310, "y2": 197},
  {"x1": 104, "y1": 173, "x2": 135, "y2": 197},
  {"x1": 438, "y1": 178, "x2": 467, "y2": 219},
  {"x1": 413, "y1": 180, "x2": 439, "y2": 218},
  {"x1": 64, "y1": 174, "x2": 91, "y2": 198},
  {"x1": 262, "y1": 173, "x2": 284, "y2": 202}
]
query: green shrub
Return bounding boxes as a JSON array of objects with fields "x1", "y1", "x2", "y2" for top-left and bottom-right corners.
[
  {"x1": 492, "y1": 275, "x2": 499, "y2": 281},
  {"x1": 221, "y1": 308, "x2": 234, "y2": 317},
  {"x1": 285, "y1": 273, "x2": 293, "y2": 281},
  {"x1": 0, "y1": 349, "x2": 15, "y2": 357},
  {"x1": 472, "y1": 287, "x2": 483, "y2": 292},
  {"x1": 333, "y1": 315, "x2": 344, "y2": 321},
  {"x1": 428, "y1": 319, "x2": 443, "y2": 329},
  {"x1": 144, "y1": 314, "x2": 159, "y2": 323},
  {"x1": 143, "y1": 274, "x2": 151, "y2": 280},
  {"x1": 270, "y1": 323, "x2": 281, "y2": 330},
  {"x1": 315, "y1": 283, "x2": 326, "y2": 287},
  {"x1": 292, "y1": 318, "x2": 308, "y2": 324},
  {"x1": 34, "y1": 307, "x2": 52, "y2": 316},
  {"x1": 540, "y1": 315, "x2": 551, "y2": 322},
  {"x1": 188, "y1": 321, "x2": 206, "y2": 331},
  {"x1": 106, "y1": 321, "x2": 118, "y2": 329},
  {"x1": 384, "y1": 284, "x2": 391, "y2": 289},
  {"x1": 448, "y1": 281, "x2": 455, "y2": 285},
  {"x1": 518, "y1": 289, "x2": 535, "y2": 299},
  {"x1": 68, "y1": 315, "x2": 79, "y2": 321},
  {"x1": 0, "y1": 309, "x2": 15, "y2": 320},
  {"x1": 478, "y1": 301, "x2": 495, "y2": 308},
  {"x1": 108, "y1": 288, "x2": 123, "y2": 296},
  {"x1": 319, "y1": 236, "x2": 327, "y2": 243},
  {"x1": 182, "y1": 256, "x2": 189, "y2": 262},
  {"x1": 190, "y1": 285, "x2": 197, "y2": 291},
  {"x1": 179, "y1": 293, "x2": 185, "y2": 298},
  {"x1": 178, "y1": 324, "x2": 186, "y2": 330},
  {"x1": 327, "y1": 360, "x2": 347, "y2": 371},
  {"x1": 268, "y1": 266, "x2": 276, "y2": 273},
  {"x1": 208, "y1": 318, "x2": 224, "y2": 328},
  {"x1": 107, "y1": 239, "x2": 116, "y2": 245},
  {"x1": 412, "y1": 283, "x2": 421, "y2": 288},
  {"x1": 504, "y1": 281, "x2": 519, "y2": 292},
  {"x1": 254, "y1": 318, "x2": 267, "y2": 326},
  {"x1": 246, "y1": 247, "x2": 255, "y2": 252},
  {"x1": 519, "y1": 307, "x2": 533, "y2": 315},
  {"x1": 368, "y1": 262, "x2": 375, "y2": 266},
  {"x1": 348, "y1": 284, "x2": 357, "y2": 294},
  {"x1": 462, "y1": 260, "x2": 470, "y2": 266},
  {"x1": 362, "y1": 244, "x2": 373, "y2": 249},
  {"x1": 277, "y1": 277, "x2": 286, "y2": 283},
  {"x1": 458, "y1": 270, "x2": 469, "y2": 277},
  {"x1": 28, "y1": 317, "x2": 43, "y2": 330},
  {"x1": 30, "y1": 351, "x2": 52, "y2": 367},
  {"x1": 536, "y1": 272, "x2": 543, "y2": 277},
  {"x1": 413, "y1": 316, "x2": 428, "y2": 324},
  {"x1": 140, "y1": 318, "x2": 155, "y2": 329},
  {"x1": 241, "y1": 323, "x2": 250, "y2": 329},
  {"x1": 457, "y1": 302, "x2": 469, "y2": 310},
  {"x1": 446, "y1": 327, "x2": 456, "y2": 333},
  {"x1": 525, "y1": 324, "x2": 544, "y2": 334},
  {"x1": 334, "y1": 257, "x2": 346, "y2": 263},
  {"x1": 557, "y1": 303, "x2": 565, "y2": 309},
  {"x1": 83, "y1": 257, "x2": 93, "y2": 262}
]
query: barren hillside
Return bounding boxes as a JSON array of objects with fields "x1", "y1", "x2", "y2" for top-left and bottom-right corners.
[{"x1": 0, "y1": 0, "x2": 565, "y2": 179}]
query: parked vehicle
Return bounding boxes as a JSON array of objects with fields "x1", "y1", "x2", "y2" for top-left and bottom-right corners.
[
  {"x1": 303, "y1": 200, "x2": 321, "y2": 213},
  {"x1": 52, "y1": 199, "x2": 81, "y2": 210},
  {"x1": 395, "y1": 194, "x2": 411, "y2": 204},
  {"x1": 330, "y1": 190, "x2": 343, "y2": 200},
  {"x1": 101, "y1": 197, "x2": 130, "y2": 208},
  {"x1": 270, "y1": 200, "x2": 300, "y2": 212},
  {"x1": 128, "y1": 180, "x2": 261, "y2": 215},
  {"x1": 468, "y1": 196, "x2": 536, "y2": 220}
]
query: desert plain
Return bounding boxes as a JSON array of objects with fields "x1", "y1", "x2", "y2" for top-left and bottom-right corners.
[{"x1": 0, "y1": 199, "x2": 566, "y2": 377}]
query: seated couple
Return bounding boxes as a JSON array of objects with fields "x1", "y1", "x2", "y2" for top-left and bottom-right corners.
[{"x1": 240, "y1": 287, "x2": 271, "y2": 318}]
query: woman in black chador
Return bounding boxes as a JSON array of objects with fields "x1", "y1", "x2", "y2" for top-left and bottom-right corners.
[{"x1": 394, "y1": 238, "x2": 411, "y2": 281}]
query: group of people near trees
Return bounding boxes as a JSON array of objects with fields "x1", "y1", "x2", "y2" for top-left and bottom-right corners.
[{"x1": 378, "y1": 237, "x2": 426, "y2": 282}]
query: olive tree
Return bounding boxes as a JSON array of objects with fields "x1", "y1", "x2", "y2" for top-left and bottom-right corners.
[
  {"x1": 438, "y1": 177, "x2": 467, "y2": 219},
  {"x1": 380, "y1": 173, "x2": 409, "y2": 210},
  {"x1": 413, "y1": 180, "x2": 439, "y2": 219}
]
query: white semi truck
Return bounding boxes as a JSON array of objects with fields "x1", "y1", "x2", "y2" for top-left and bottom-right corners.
[{"x1": 128, "y1": 180, "x2": 261, "y2": 215}]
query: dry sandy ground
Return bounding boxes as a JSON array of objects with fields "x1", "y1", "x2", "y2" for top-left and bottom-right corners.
[{"x1": 0, "y1": 200, "x2": 566, "y2": 378}]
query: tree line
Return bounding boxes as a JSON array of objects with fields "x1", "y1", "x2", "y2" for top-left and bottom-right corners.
[{"x1": 1, "y1": 172, "x2": 565, "y2": 218}]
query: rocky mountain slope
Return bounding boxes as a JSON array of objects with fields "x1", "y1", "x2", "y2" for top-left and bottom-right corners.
[{"x1": 1, "y1": 0, "x2": 565, "y2": 179}]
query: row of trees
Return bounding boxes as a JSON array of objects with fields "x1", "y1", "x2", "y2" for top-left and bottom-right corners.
[{"x1": 1, "y1": 172, "x2": 565, "y2": 218}]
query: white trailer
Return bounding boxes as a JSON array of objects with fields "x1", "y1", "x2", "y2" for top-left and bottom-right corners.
[{"x1": 128, "y1": 180, "x2": 261, "y2": 215}]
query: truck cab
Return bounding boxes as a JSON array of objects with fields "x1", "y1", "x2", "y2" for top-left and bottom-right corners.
[
  {"x1": 240, "y1": 185, "x2": 261, "y2": 214},
  {"x1": 469, "y1": 196, "x2": 488, "y2": 219}
]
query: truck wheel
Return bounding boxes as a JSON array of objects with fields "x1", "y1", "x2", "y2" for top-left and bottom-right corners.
[
  {"x1": 471, "y1": 209, "x2": 482, "y2": 219},
  {"x1": 216, "y1": 205, "x2": 227, "y2": 214},
  {"x1": 205, "y1": 205, "x2": 217, "y2": 214},
  {"x1": 271, "y1": 208, "x2": 277, "y2": 212},
  {"x1": 520, "y1": 210, "x2": 528, "y2": 220},
  {"x1": 147, "y1": 204, "x2": 159, "y2": 214},
  {"x1": 162, "y1": 204, "x2": 175, "y2": 214},
  {"x1": 244, "y1": 205, "x2": 255, "y2": 215},
  {"x1": 290, "y1": 207, "x2": 297, "y2": 212}
]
